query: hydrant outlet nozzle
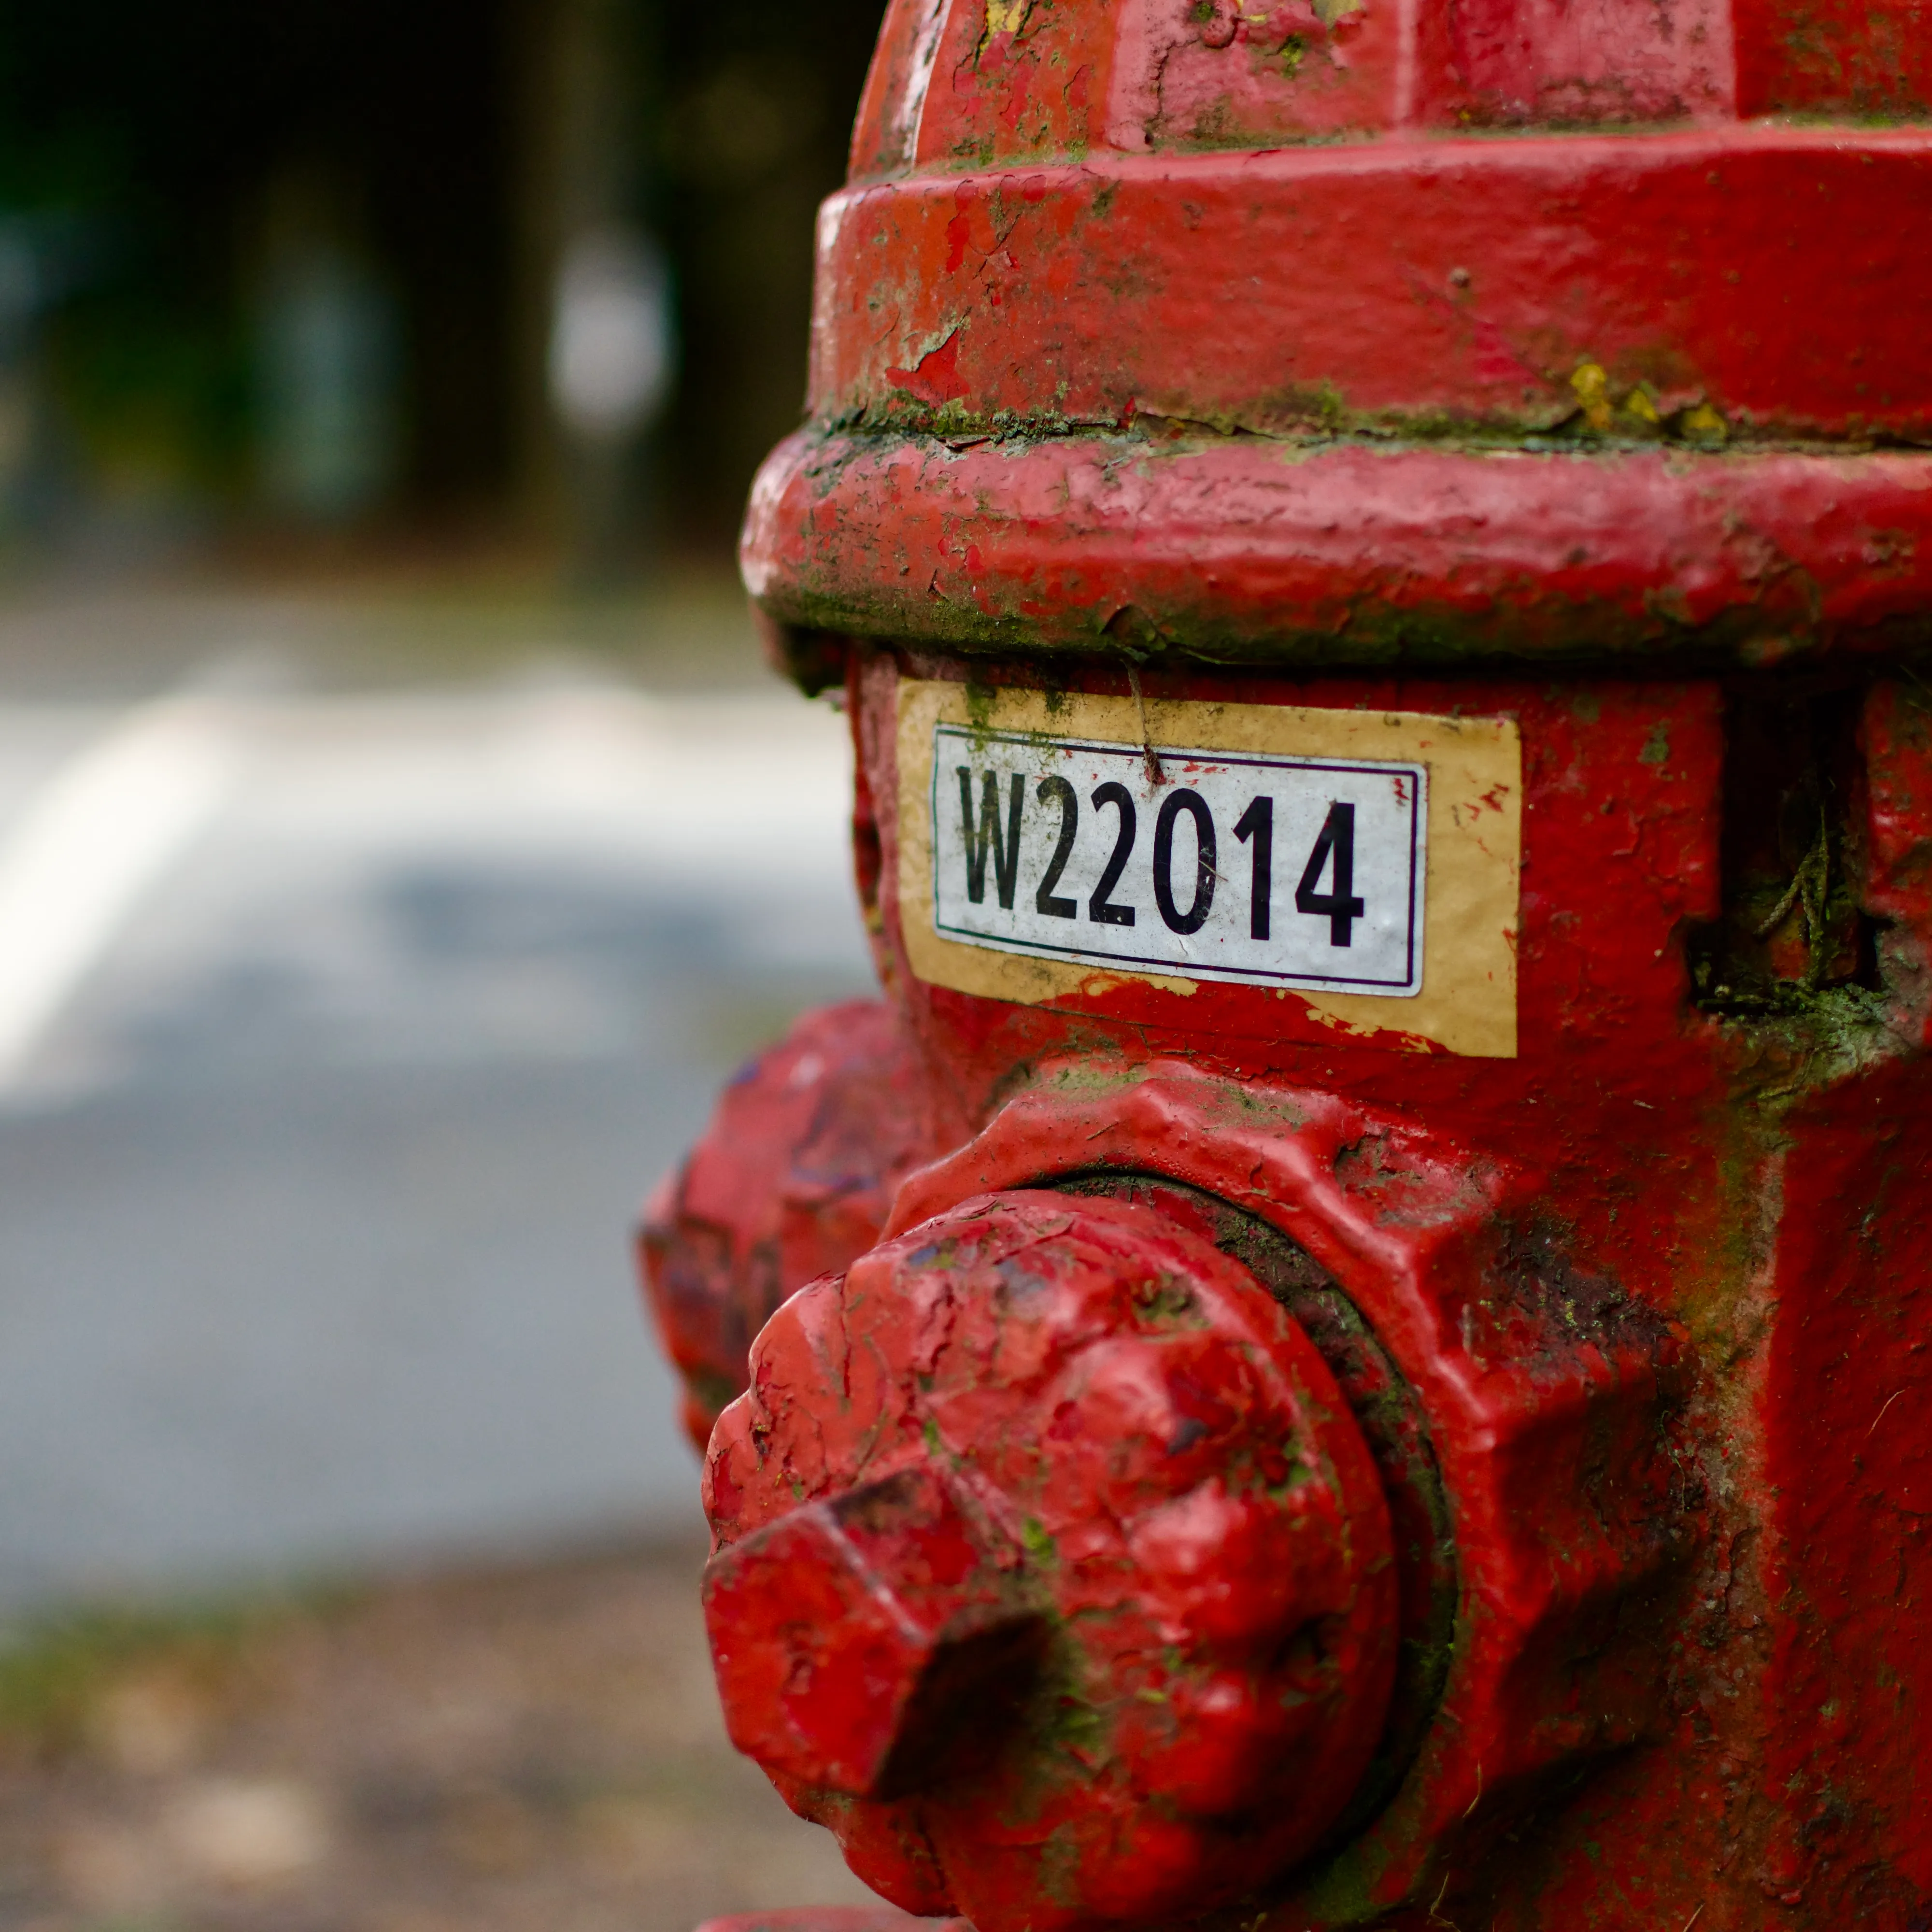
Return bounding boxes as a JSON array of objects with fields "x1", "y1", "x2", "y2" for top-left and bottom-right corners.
[{"x1": 703, "y1": 1191, "x2": 1399, "y2": 1932}]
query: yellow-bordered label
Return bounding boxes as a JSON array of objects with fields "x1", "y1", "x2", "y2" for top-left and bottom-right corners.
[{"x1": 896, "y1": 680, "x2": 1520, "y2": 1058}]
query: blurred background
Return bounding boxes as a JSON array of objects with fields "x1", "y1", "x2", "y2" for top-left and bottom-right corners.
[{"x1": 0, "y1": 1, "x2": 895, "y2": 1925}]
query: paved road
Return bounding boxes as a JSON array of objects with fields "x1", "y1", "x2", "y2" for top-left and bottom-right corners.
[{"x1": 0, "y1": 656, "x2": 874, "y2": 1608}]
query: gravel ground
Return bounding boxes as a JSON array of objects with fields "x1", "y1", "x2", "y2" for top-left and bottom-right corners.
[{"x1": 0, "y1": 1540, "x2": 879, "y2": 1932}]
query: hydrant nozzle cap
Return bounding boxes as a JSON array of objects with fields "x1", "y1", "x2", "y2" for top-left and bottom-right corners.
[
  {"x1": 706, "y1": 1463, "x2": 1040, "y2": 1800},
  {"x1": 702, "y1": 1191, "x2": 1399, "y2": 1932}
]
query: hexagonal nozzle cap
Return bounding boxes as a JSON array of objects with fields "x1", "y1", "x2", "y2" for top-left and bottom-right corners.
[{"x1": 704, "y1": 1463, "x2": 1039, "y2": 1799}]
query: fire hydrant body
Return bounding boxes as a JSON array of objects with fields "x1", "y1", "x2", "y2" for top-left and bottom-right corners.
[{"x1": 643, "y1": 1, "x2": 1932, "y2": 1926}]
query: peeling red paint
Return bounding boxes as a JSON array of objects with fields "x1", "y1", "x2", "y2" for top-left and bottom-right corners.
[{"x1": 884, "y1": 330, "x2": 970, "y2": 408}]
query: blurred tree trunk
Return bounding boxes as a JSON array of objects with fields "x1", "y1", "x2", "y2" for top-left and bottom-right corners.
[{"x1": 511, "y1": 0, "x2": 655, "y2": 582}]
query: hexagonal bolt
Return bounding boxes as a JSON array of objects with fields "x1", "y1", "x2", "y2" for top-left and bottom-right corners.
[{"x1": 703, "y1": 1464, "x2": 1041, "y2": 1799}]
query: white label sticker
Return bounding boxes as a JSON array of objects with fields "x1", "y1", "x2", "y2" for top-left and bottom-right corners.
[{"x1": 931, "y1": 725, "x2": 1427, "y2": 995}]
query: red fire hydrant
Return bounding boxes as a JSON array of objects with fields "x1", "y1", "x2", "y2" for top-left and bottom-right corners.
[{"x1": 642, "y1": 0, "x2": 1932, "y2": 1925}]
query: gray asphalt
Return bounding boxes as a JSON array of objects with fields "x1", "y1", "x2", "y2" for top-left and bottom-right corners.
[{"x1": 0, "y1": 600, "x2": 875, "y2": 1610}]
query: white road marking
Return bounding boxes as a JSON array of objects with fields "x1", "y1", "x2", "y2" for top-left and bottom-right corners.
[
  {"x1": 0, "y1": 682, "x2": 857, "y2": 1094},
  {"x1": 0, "y1": 698, "x2": 242, "y2": 1084}
]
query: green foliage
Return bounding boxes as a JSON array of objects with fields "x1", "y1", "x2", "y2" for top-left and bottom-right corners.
[
  {"x1": 50, "y1": 292, "x2": 251, "y2": 499},
  {"x1": 0, "y1": 1586, "x2": 346, "y2": 1758},
  {"x1": 0, "y1": 1605, "x2": 236, "y2": 1755}
]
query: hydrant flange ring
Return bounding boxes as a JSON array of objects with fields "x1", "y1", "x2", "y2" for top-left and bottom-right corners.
[{"x1": 882, "y1": 1062, "x2": 1682, "y2": 1925}]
